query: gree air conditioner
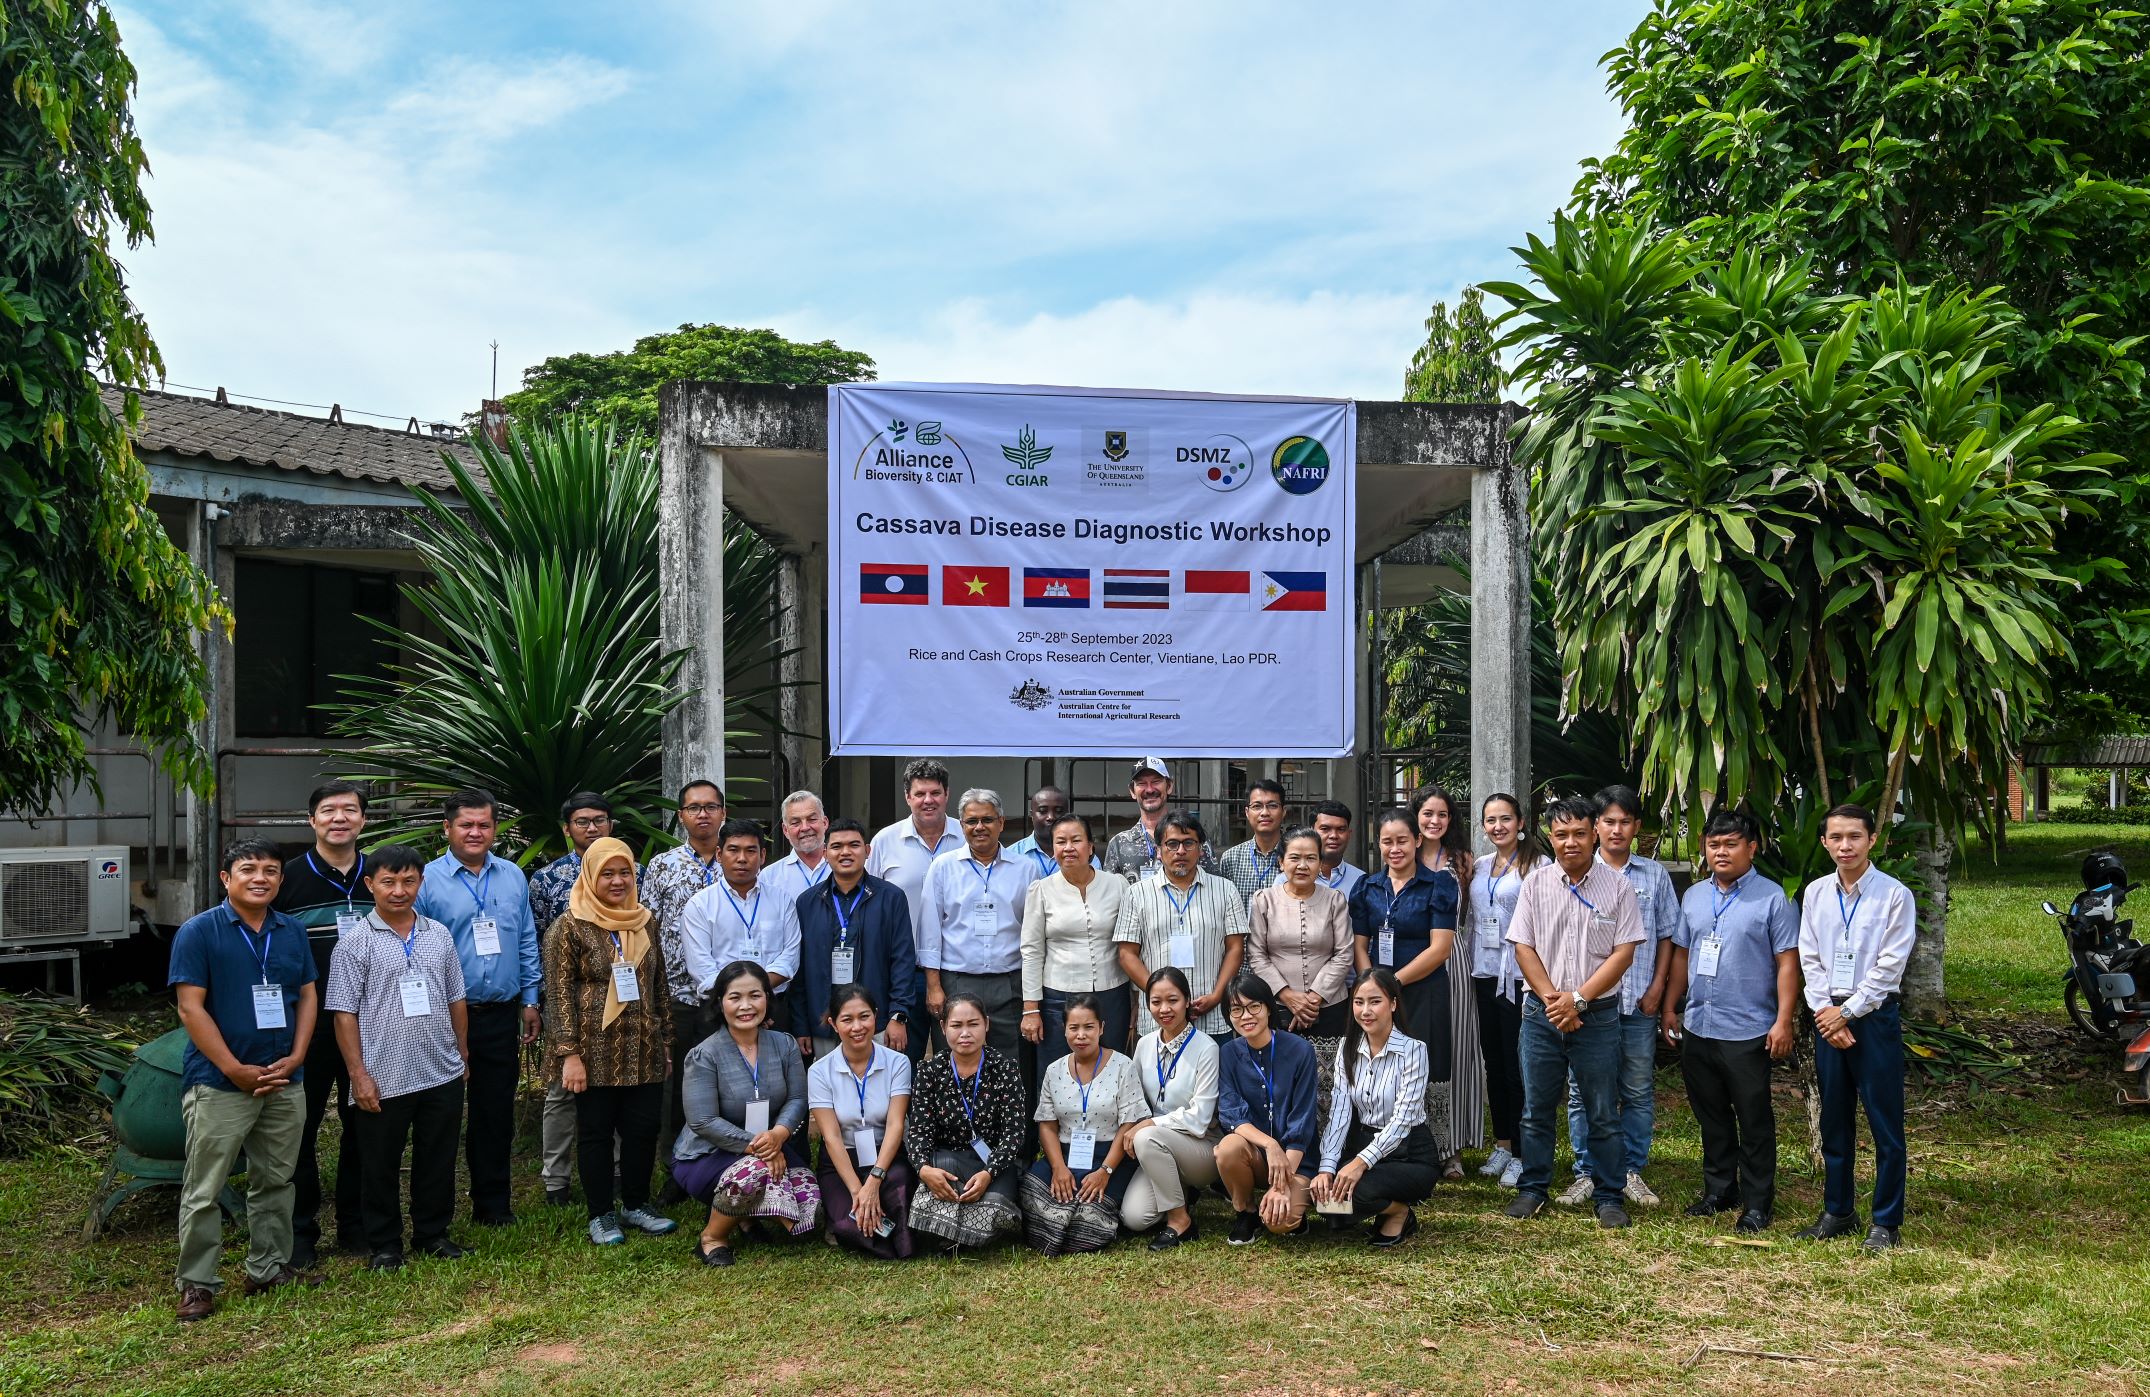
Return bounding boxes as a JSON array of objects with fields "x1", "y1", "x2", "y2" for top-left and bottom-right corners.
[{"x1": 0, "y1": 846, "x2": 133, "y2": 947}]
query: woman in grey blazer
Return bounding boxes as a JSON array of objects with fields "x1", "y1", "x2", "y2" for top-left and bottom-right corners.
[{"x1": 670, "y1": 961, "x2": 818, "y2": 1266}]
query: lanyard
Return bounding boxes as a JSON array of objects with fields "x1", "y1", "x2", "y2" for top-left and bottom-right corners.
[
  {"x1": 967, "y1": 858, "x2": 997, "y2": 900},
  {"x1": 695, "y1": 851, "x2": 719, "y2": 887},
  {"x1": 1162, "y1": 879, "x2": 1197, "y2": 926},
  {"x1": 232, "y1": 906, "x2": 275, "y2": 983},
  {"x1": 1071, "y1": 1052, "x2": 1098, "y2": 1123},
  {"x1": 1491, "y1": 849, "x2": 1517, "y2": 886},
  {"x1": 849, "y1": 1054, "x2": 874, "y2": 1124},
  {"x1": 381, "y1": 915, "x2": 418, "y2": 967},
  {"x1": 1563, "y1": 876, "x2": 1597, "y2": 913},
  {"x1": 1027, "y1": 846, "x2": 1055, "y2": 877},
  {"x1": 456, "y1": 861, "x2": 493, "y2": 914},
  {"x1": 1251, "y1": 844, "x2": 1280, "y2": 885},
  {"x1": 1710, "y1": 875, "x2": 1742, "y2": 933},
  {"x1": 1139, "y1": 823, "x2": 1158, "y2": 860},
  {"x1": 798, "y1": 859, "x2": 831, "y2": 887},
  {"x1": 1376, "y1": 873, "x2": 1406, "y2": 932},
  {"x1": 721, "y1": 883, "x2": 761, "y2": 937},
  {"x1": 832, "y1": 887, "x2": 865, "y2": 945},
  {"x1": 1257, "y1": 1038, "x2": 1276, "y2": 1122},
  {"x1": 1156, "y1": 1028, "x2": 1194, "y2": 1095},
  {"x1": 738, "y1": 1036, "x2": 763, "y2": 1099},
  {"x1": 608, "y1": 931, "x2": 627, "y2": 963},
  {"x1": 1320, "y1": 864, "x2": 1347, "y2": 888},
  {"x1": 952, "y1": 1056, "x2": 984, "y2": 1126},
  {"x1": 307, "y1": 851, "x2": 364, "y2": 905},
  {"x1": 1836, "y1": 883, "x2": 1862, "y2": 935}
]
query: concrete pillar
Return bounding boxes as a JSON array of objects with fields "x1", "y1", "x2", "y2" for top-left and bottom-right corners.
[
  {"x1": 659, "y1": 425, "x2": 727, "y2": 801},
  {"x1": 775, "y1": 552, "x2": 806, "y2": 801},
  {"x1": 184, "y1": 503, "x2": 235, "y2": 911},
  {"x1": 1469, "y1": 431, "x2": 1530, "y2": 848}
]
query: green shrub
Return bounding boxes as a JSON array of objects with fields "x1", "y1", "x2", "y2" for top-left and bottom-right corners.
[
  {"x1": 0, "y1": 993, "x2": 136, "y2": 1153},
  {"x1": 2045, "y1": 805, "x2": 2150, "y2": 827}
]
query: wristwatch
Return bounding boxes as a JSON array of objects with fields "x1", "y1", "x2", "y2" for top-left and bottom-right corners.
[
  {"x1": 889, "y1": 1011, "x2": 908, "y2": 1023},
  {"x1": 869, "y1": 1164, "x2": 888, "y2": 1180}
]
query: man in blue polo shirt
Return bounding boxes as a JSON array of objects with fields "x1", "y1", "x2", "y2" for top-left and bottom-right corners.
[
  {"x1": 415, "y1": 788, "x2": 540, "y2": 1226},
  {"x1": 791, "y1": 818, "x2": 918, "y2": 1060},
  {"x1": 170, "y1": 839, "x2": 322, "y2": 1322},
  {"x1": 1663, "y1": 806, "x2": 1799, "y2": 1234}
]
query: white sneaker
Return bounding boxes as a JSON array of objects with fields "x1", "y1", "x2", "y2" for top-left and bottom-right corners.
[
  {"x1": 1556, "y1": 1174, "x2": 1597, "y2": 1206},
  {"x1": 1479, "y1": 1146, "x2": 1515, "y2": 1178},
  {"x1": 618, "y1": 1206, "x2": 679, "y2": 1236},
  {"x1": 1499, "y1": 1158, "x2": 1523, "y2": 1189},
  {"x1": 1624, "y1": 1172, "x2": 1661, "y2": 1208}
]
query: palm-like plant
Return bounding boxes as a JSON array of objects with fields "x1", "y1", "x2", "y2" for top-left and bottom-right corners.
[{"x1": 325, "y1": 417, "x2": 792, "y2": 861}]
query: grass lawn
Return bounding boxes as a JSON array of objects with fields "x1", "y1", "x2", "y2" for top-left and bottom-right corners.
[{"x1": 5, "y1": 823, "x2": 2148, "y2": 1396}]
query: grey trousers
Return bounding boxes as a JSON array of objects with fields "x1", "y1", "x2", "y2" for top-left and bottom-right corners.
[
  {"x1": 1122, "y1": 1124, "x2": 1220, "y2": 1231},
  {"x1": 177, "y1": 1083, "x2": 303, "y2": 1289}
]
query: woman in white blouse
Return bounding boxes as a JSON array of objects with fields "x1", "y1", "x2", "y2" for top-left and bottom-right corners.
[
  {"x1": 806, "y1": 983, "x2": 916, "y2": 1259},
  {"x1": 1022, "y1": 815, "x2": 1131, "y2": 1064},
  {"x1": 1022, "y1": 994, "x2": 1146, "y2": 1255},
  {"x1": 1469, "y1": 792, "x2": 1543, "y2": 1189},
  {"x1": 1121, "y1": 967, "x2": 1220, "y2": 1249},
  {"x1": 1246, "y1": 827, "x2": 1354, "y2": 1038},
  {"x1": 1311, "y1": 967, "x2": 1437, "y2": 1247}
]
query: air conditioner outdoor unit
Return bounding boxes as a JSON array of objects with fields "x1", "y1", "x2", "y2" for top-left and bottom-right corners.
[{"x1": 0, "y1": 846, "x2": 133, "y2": 947}]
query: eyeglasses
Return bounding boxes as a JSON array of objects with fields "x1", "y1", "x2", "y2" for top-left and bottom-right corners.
[
  {"x1": 961, "y1": 816, "x2": 1000, "y2": 827},
  {"x1": 568, "y1": 816, "x2": 611, "y2": 830},
  {"x1": 682, "y1": 803, "x2": 723, "y2": 816},
  {"x1": 1227, "y1": 1002, "x2": 1265, "y2": 1018},
  {"x1": 1160, "y1": 837, "x2": 1200, "y2": 851}
]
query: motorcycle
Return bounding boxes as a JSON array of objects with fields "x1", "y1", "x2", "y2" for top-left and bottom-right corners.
[{"x1": 2045, "y1": 851, "x2": 2150, "y2": 1104}]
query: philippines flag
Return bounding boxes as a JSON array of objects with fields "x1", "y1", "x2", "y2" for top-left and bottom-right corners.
[
  {"x1": 1023, "y1": 568, "x2": 1091, "y2": 609},
  {"x1": 1102, "y1": 569, "x2": 1170, "y2": 610},
  {"x1": 1260, "y1": 571, "x2": 1327, "y2": 612},
  {"x1": 861, "y1": 563, "x2": 928, "y2": 604},
  {"x1": 1181, "y1": 569, "x2": 1252, "y2": 611},
  {"x1": 942, "y1": 565, "x2": 1011, "y2": 607}
]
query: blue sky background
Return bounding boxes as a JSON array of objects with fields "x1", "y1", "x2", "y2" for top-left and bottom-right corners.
[{"x1": 114, "y1": 1, "x2": 1651, "y2": 426}]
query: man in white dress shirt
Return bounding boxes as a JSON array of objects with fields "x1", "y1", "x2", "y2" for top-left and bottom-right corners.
[
  {"x1": 764, "y1": 790, "x2": 834, "y2": 910},
  {"x1": 919, "y1": 789, "x2": 1036, "y2": 1062},
  {"x1": 1794, "y1": 803, "x2": 1915, "y2": 1251},
  {"x1": 680, "y1": 818, "x2": 801, "y2": 996}
]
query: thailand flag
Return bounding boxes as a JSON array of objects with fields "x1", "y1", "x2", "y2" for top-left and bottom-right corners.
[
  {"x1": 1181, "y1": 569, "x2": 1252, "y2": 611},
  {"x1": 1102, "y1": 569, "x2": 1170, "y2": 610},
  {"x1": 1023, "y1": 568, "x2": 1091, "y2": 609},
  {"x1": 860, "y1": 563, "x2": 928, "y2": 604},
  {"x1": 1260, "y1": 571, "x2": 1327, "y2": 612}
]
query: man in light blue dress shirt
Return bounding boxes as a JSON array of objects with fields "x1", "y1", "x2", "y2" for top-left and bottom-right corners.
[
  {"x1": 919, "y1": 788, "x2": 1036, "y2": 1063},
  {"x1": 414, "y1": 789, "x2": 540, "y2": 1226}
]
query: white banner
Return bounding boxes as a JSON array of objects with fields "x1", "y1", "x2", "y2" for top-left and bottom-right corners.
[{"x1": 827, "y1": 382, "x2": 1357, "y2": 757}]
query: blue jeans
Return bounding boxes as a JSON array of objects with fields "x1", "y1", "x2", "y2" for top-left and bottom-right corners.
[
  {"x1": 1517, "y1": 996, "x2": 1624, "y2": 1209},
  {"x1": 1564, "y1": 1010, "x2": 1659, "y2": 1179},
  {"x1": 1816, "y1": 997, "x2": 1906, "y2": 1228}
]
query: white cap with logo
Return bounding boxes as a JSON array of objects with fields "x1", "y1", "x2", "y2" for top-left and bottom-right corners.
[{"x1": 1131, "y1": 757, "x2": 1172, "y2": 782}]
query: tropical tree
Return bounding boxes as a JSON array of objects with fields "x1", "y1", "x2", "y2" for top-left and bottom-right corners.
[
  {"x1": 326, "y1": 419, "x2": 789, "y2": 862},
  {"x1": 0, "y1": 0, "x2": 225, "y2": 816},
  {"x1": 501, "y1": 323, "x2": 875, "y2": 435},
  {"x1": 1403, "y1": 285, "x2": 1503, "y2": 406}
]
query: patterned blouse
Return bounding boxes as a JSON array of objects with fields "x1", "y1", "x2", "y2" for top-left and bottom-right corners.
[
  {"x1": 544, "y1": 913, "x2": 675, "y2": 1089},
  {"x1": 641, "y1": 843, "x2": 723, "y2": 1001},
  {"x1": 903, "y1": 1047, "x2": 1027, "y2": 1178}
]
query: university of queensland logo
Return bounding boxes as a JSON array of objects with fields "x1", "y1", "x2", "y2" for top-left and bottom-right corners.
[
  {"x1": 1102, "y1": 430, "x2": 1129, "y2": 462},
  {"x1": 1271, "y1": 435, "x2": 1331, "y2": 495}
]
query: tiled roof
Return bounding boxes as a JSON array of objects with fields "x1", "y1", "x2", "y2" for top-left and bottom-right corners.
[
  {"x1": 106, "y1": 385, "x2": 477, "y2": 491},
  {"x1": 2023, "y1": 736, "x2": 2150, "y2": 768}
]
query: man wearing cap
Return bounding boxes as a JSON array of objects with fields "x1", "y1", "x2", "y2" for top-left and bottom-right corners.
[{"x1": 1104, "y1": 758, "x2": 1218, "y2": 884}]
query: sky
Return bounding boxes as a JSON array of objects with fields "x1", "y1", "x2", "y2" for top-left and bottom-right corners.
[{"x1": 113, "y1": 1, "x2": 1649, "y2": 428}]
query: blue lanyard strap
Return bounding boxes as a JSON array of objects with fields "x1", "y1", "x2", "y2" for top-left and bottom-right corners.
[
  {"x1": 1258, "y1": 1039, "x2": 1276, "y2": 1121},
  {"x1": 1836, "y1": 884, "x2": 1862, "y2": 933},
  {"x1": 456, "y1": 862, "x2": 493, "y2": 914},
  {"x1": 695, "y1": 851, "x2": 719, "y2": 887},
  {"x1": 1162, "y1": 880, "x2": 1197, "y2": 924},
  {"x1": 849, "y1": 1054, "x2": 873, "y2": 1123},
  {"x1": 1710, "y1": 875, "x2": 1742, "y2": 932},
  {"x1": 608, "y1": 932, "x2": 627, "y2": 962},
  {"x1": 1156, "y1": 1028, "x2": 1194, "y2": 1095},
  {"x1": 232, "y1": 906, "x2": 274, "y2": 982},
  {"x1": 1563, "y1": 876, "x2": 1597, "y2": 913},
  {"x1": 967, "y1": 858, "x2": 997, "y2": 895},
  {"x1": 1071, "y1": 1053, "x2": 1097, "y2": 1121},
  {"x1": 952, "y1": 1056, "x2": 984, "y2": 1125},
  {"x1": 832, "y1": 887, "x2": 865, "y2": 944},
  {"x1": 307, "y1": 851, "x2": 364, "y2": 904},
  {"x1": 1028, "y1": 846, "x2": 1055, "y2": 877},
  {"x1": 721, "y1": 883, "x2": 760, "y2": 934},
  {"x1": 1251, "y1": 844, "x2": 1279, "y2": 884},
  {"x1": 1321, "y1": 864, "x2": 1346, "y2": 888},
  {"x1": 738, "y1": 1036, "x2": 762, "y2": 1098}
]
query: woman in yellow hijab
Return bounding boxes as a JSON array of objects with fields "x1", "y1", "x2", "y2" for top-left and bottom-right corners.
[{"x1": 547, "y1": 836, "x2": 680, "y2": 1246}]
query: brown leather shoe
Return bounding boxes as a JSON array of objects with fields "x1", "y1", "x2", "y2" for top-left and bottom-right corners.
[
  {"x1": 176, "y1": 1283, "x2": 216, "y2": 1322},
  {"x1": 242, "y1": 1265, "x2": 324, "y2": 1296}
]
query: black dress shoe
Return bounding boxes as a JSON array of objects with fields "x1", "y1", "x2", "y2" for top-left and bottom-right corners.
[
  {"x1": 1793, "y1": 1211, "x2": 1862, "y2": 1242},
  {"x1": 1147, "y1": 1221, "x2": 1198, "y2": 1252},
  {"x1": 473, "y1": 1211, "x2": 516, "y2": 1229},
  {"x1": 1368, "y1": 1209, "x2": 1418, "y2": 1248},
  {"x1": 1596, "y1": 1202, "x2": 1632, "y2": 1230},
  {"x1": 1862, "y1": 1224, "x2": 1901, "y2": 1251},
  {"x1": 416, "y1": 1239, "x2": 470, "y2": 1260},
  {"x1": 288, "y1": 1237, "x2": 319, "y2": 1271},
  {"x1": 695, "y1": 1240, "x2": 735, "y2": 1268},
  {"x1": 1683, "y1": 1193, "x2": 1741, "y2": 1218},
  {"x1": 544, "y1": 1187, "x2": 574, "y2": 1209},
  {"x1": 367, "y1": 1250, "x2": 404, "y2": 1272},
  {"x1": 1505, "y1": 1193, "x2": 1546, "y2": 1219},
  {"x1": 657, "y1": 1178, "x2": 690, "y2": 1207},
  {"x1": 1734, "y1": 1209, "x2": 1771, "y2": 1234}
]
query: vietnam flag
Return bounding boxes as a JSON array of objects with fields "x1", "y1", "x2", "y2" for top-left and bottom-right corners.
[{"x1": 942, "y1": 565, "x2": 1011, "y2": 607}]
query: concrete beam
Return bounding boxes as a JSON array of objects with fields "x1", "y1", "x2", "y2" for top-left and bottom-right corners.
[
  {"x1": 1468, "y1": 416, "x2": 1531, "y2": 842},
  {"x1": 220, "y1": 496, "x2": 428, "y2": 552}
]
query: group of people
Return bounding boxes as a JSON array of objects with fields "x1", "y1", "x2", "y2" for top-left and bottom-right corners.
[{"x1": 164, "y1": 757, "x2": 1914, "y2": 1320}]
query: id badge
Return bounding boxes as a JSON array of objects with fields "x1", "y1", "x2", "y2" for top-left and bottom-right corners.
[
  {"x1": 1139, "y1": 859, "x2": 1162, "y2": 881},
  {"x1": 1168, "y1": 930, "x2": 1196, "y2": 968},
  {"x1": 831, "y1": 947, "x2": 857, "y2": 982},
  {"x1": 398, "y1": 973, "x2": 431, "y2": 1018},
  {"x1": 471, "y1": 916, "x2": 502, "y2": 957},
  {"x1": 744, "y1": 1098, "x2": 771, "y2": 1135},
  {"x1": 252, "y1": 983, "x2": 286, "y2": 1030},
  {"x1": 1066, "y1": 1130, "x2": 1098, "y2": 1172},
  {"x1": 335, "y1": 910, "x2": 364, "y2": 938},
  {"x1": 1831, "y1": 945, "x2": 1858, "y2": 993},
  {"x1": 853, "y1": 1127, "x2": 878, "y2": 1168},
  {"x1": 970, "y1": 1137, "x2": 993, "y2": 1168},
  {"x1": 610, "y1": 960, "x2": 641, "y2": 1003},
  {"x1": 1592, "y1": 910, "x2": 1615, "y2": 927},
  {"x1": 972, "y1": 897, "x2": 997, "y2": 931},
  {"x1": 1377, "y1": 928, "x2": 1396, "y2": 967},
  {"x1": 1476, "y1": 922, "x2": 1501, "y2": 956},
  {"x1": 1694, "y1": 936, "x2": 1723, "y2": 978}
]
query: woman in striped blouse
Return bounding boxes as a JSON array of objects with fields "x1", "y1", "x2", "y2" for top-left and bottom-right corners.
[{"x1": 1311, "y1": 967, "x2": 1437, "y2": 1247}]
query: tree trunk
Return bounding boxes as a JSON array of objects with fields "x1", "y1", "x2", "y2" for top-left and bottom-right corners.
[
  {"x1": 1904, "y1": 828, "x2": 1952, "y2": 1020},
  {"x1": 1795, "y1": 1014, "x2": 1824, "y2": 1170}
]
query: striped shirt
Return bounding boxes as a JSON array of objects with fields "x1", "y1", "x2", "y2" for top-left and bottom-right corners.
[
  {"x1": 1600, "y1": 852, "x2": 1680, "y2": 1014},
  {"x1": 1115, "y1": 870, "x2": 1248, "y2": 1035},
  {"x1": 1218, "y1": 838, "x2": 1286, "y2": 909},
  {"x1": 1506, "y1": 860, "x2": 1645, "y2": 996},
  {"x1": 1318, "y1": 1030, "x2": 1429, "y2": 1173}
]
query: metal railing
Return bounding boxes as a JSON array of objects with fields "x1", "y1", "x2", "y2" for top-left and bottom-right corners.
[{"x1": 0, "y1": 746, "x2": 173, "y2": 892}]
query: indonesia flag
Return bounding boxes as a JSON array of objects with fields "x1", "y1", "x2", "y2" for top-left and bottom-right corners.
[
  {"x1": 1181, "y1": 569, "x2": 1251, "y2": 611},
  {"x1": 1023, "y1": 568, "x2": 1091, "y2": 609},
  {"x1": 1260, "y1": 571, "x2": 1327, "y2": 611},
  {"x1": 1102, "y1": 569, "x2": 1170, "y2": 610},
  {"x1": 860, "y1": 563, "x2": 928, "y2": 604}
]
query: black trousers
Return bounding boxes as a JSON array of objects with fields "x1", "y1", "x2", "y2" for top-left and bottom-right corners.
[
  {"x1": 293, "y1": 1009, "x2": 361, "y2": 1244},
  {"x1": 1682, "y1": 1032, "x2": 1777, "y2": 1215},
  {"x1": 576, "y1": 1081, "x2": 663, "y2": 1220},
  {"x1": 1473, "y1": 976, "x2": 1524, "y2": 1146},
  {"x1": 1340, "y1": 1121, "x2": 1439, "y2": 1218},
  {"x1": 662, "y1": 999, "x2": 712, "y2": 1149},
  {"x1": 462, "y1": 1001, "x2": 523, "y2": 1220},
  {"x1": 356, "y1": 1077, "x2": 463, "y2": 1253}
]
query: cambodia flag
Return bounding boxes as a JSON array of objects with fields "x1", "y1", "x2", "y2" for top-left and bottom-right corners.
[
  {"x1": 861, "y1": 563, "x2": 928, "y2": 604},
  {"x1": 942, "y1": 565, "x2": 1011, "y2": 607},
  {"x1": 1023, "y1": 568, "x2": 1090, "y2": 608},
  {"x1": 1260, "y1": 571, "x2": 1327, "y2": 611}
]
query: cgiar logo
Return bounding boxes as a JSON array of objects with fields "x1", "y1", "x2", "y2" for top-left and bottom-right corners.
[
  {"x1": 852, "y1": 416, "x2": 974, "y2": 482},
  {"x1": 1270, "y1": 435, "x2": 1331, "y2": 495}
]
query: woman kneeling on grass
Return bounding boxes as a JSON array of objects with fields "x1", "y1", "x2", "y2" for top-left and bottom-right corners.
[
  {"x1": 671, "y1": 961, "x2": 818, "y2": 1267},
  {"x1": 807, "y1": 983, "x2": 916, "y2": 1259},
  {"x1": 1213, "y1": 973, "x2": 1318, "y2": 1245},
  {"x1": 1311, "y1": 967, "x2": 1437, "y2": 1248},
  {"x1": 1023, "y1": 993, "x2": 1146, "y2": 1255},
  {"x1": 905, "y1": 994, "x2": 1025, "y2": 1250},
  {"x1": 1122, "y1": 967, "x2": 1221, "y2": 1250}
]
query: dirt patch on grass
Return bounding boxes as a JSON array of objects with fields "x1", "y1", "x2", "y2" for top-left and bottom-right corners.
[{"x1": 519, "y1": 1341, "x2": 581, "y2": 1364}]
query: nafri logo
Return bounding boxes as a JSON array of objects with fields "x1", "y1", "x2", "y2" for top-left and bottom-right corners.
[
  {"x1": 1181, "y1": 433, "x2": 1255, "y2": 492},
  {"x1": 1271, "y1": 435, "x2": 1331, "y2": 495},
  {"x1": 851, "y1": 417, "x2": 975, "y2": 483}
]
